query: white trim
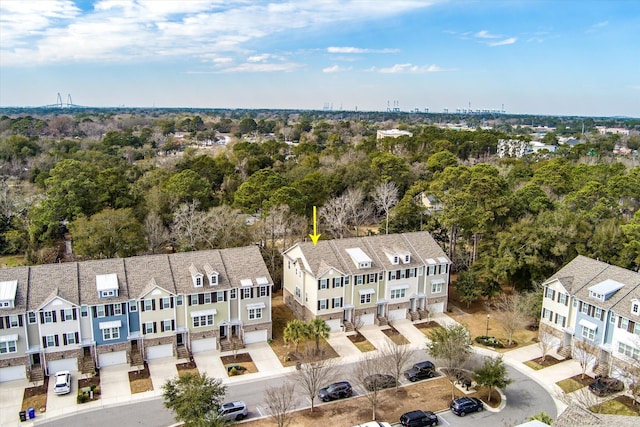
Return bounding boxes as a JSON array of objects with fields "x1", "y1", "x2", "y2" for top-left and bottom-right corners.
[
  {"x1": 0, "y1": 280, "x2": 18, "y2": 301},
  {"x1": 190, "y1": 309, "x2": 217, "y2": 317},
  {"x1": 256, "y1": 277, "x2": 269, "y2": 285},
  {"x1": 96, "y1": 274, "x2": 118, "y2": 292},
  {"x1": 247, "y1": 302, "x2": 266, "y2": 310},
  {"x1": 390, "y1": 284, "x2": 410, "y2": 291},
  {"x1": 0, "y1": 334, "x2": 18, "y2": 343},
  {"x1": 240, "y1": 279, "x2": 253, "y2": 287},
  {"x1": 358, "y1": 288, "x2": 375, "y2": 296},
  {"x1": 99, "y1": 320, "x2": 122, "y2": 329},
  {"x1": 426, "y1": 258, "x2": 437, "y2": 265},
  {"x1": 578, "y1": 319, "x2": 597, "y2": 330},
  {"x1": 437, "y1": 257, "x2": 449, "y2": 263},
  {"x1": 431, "y1": 278, "x2": 446, "y2": 285}
]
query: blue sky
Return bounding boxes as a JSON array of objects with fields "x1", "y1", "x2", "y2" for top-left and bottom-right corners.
[{"x1": 0, "y1": 0, "x2": 638, "y2": 117}]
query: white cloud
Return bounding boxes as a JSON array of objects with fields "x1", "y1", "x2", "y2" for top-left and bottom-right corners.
[
  {"x1": 475, "y1": 30, "x2": 501, "y2": 39},
  {"x1": 327, "y1": 46, "x2": 399, "y2": 54},
  {"x1": 488, "y1": 37, "x2": 517, "y2": 47},
  {"x1": 372, "y1": 63, "x2": 445, "y2": 73},
  {"x1": 322, "y1": 65, "x2": 351, "y2": 73},
  {"x1": 213, "y1": 62, "x2": 304, "y2": 73}
]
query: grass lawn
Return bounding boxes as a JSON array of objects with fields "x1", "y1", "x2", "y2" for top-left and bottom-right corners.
[
  {"x1": 523, "y1": 355, "x2": 563, "y2": 370},
  {"x1": 21, "y1": 377, "x2": 48, "y2": 413},
  {"x1": 0, "y1": 254, "x2": 26, "y2": 268},
  {"x1": 555, "y1": 374, "x2": 594, "y2": 393},
  {"x1": 176, "y1": 360, "x2": 199, "y2": 377},
  {"x1": 381, "y1": 326, "x2": 409, "y2": 346},
  {"x1": 590, "y1": 397, "x2": 639, "y2": 416},
  {"x1": 128, "y1": 363, "x2": 153, "y2": 393},
  {"x1": 348, "y1": 332, "x2": 375, "y2": 352}
]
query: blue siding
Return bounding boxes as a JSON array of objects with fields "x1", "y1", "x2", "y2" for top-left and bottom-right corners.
[
  {"x1": 92, "y1": 314, "x2": 129, "y2": 345},
  {"x1": 603, "y1": 312, "x2": 615, "y2": 345},
  {"x1": 128, "y1": 310, "x2": 140, "y2": 333},
  {"x1": 574, "y1": 311, "x2": 606, "y2": 345}
]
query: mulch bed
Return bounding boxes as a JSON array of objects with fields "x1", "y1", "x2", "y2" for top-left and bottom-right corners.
[
  {"x1": 78, "y1": 371, "x2": 101, "y2": 402},
  {"x1": 614, "y1": 395, "x2": 640, "y2": 415},
  {"x1": 221, "y1": 352, "x2": 252, "y2": 364},
  {"x1": 176, "y1": 360, "x2": 199, "y2": 376},
  {"x1": 414, "y1": 321, "x2": 441, "y2": 330},
  {"x1": 347, "y1": 332, "x2": 367, "y2": 343},
  {"x1": 382, "y1": 326, "x2": 410, "y2": 345},
  {"x1": 525, "y1": 355, "x2": 564, "y2": 369},
  {"x1": 128, "y1": 362, "x2": 153, "y2": 393},
  {"x1": 567, "y1": 373, "x2": 595, "y2": 387},
  {"x1": 22, "y1": 376, "x2": 48, "y2": 412}
]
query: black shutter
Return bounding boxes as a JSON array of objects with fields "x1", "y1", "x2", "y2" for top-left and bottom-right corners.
[
  {"x1": 240, "y1": 290, "x2": 244, "y2": 300},
  {"x1": 161, "y1": 322, "x2": 165, "y2": 332},
  {"x1": 60, "y1": 310, "x2": 65, "y2": 322},
  {"x1": 93, "y1": 307, "x2": 98, "y2": 317},
  {"x1": 40, "y1": 312, "x2": 44, "y2": 323},
  {"x1": 153, "y1": 322, "x2": 157, "y2": 333},
  {"x1": 152, "y1": 300, "x2": 156, "y2": 310},
  {"x1": 188, "y1": 297, "x2": 192, "y2": 306},
  {"x1": 52, "y1": 311, "x2": 57, "y2": 322},
  {"x1": 63, "y1": 334, "x2": 68, "y2": 345},
  {"x1": 18, "y1": 315, "x2": 23, "y2": 327},
  {"x1": 251, "y1": 288, "x2": 254, "y2": 298},
  {"x1": 318, "y1": 280, "x2": 321, "y2": 290},
  {"x1": 42, "y1": 337, "x2": 47, "y2": 348},
  {"x1": 0, "y1": 317, "x2": 4, "y2": 329},
  {"x1": 267, "y1": 286, "x2": 270, "y2": 296},
  {"x1": 317, "y1": 301, "x2": 321, "y2": 310},
  {"x1": 331, "y1": 299, "x2": 335, "y2": 308},
  {"x1": 143, "y1": 324, "x2": 147, "y2": 335},
  {"x1": 73, "y1": 309, "x2": 77, "y2": 320},
  {"x1": 141, "y1": 301, "x2": 145, "y2": 312},
  {"x1": 199, "y1": 294, "x2": 204, "y2": 305},
  {"x1": 171, "y1": 298, "x2": 174, "y2": 308},
  {"x1": 75, "y1": 332, "x2": 79, "y2": 343},
  {"x1": 171, "y1": 320, "x2": 175, "y2": 331},
  {"x1": 54, "y1": 335, "x2": 59, "y2": 346}
]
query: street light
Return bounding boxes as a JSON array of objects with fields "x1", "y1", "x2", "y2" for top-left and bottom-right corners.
[{"x1": 485, "y1": 314, "x2": 490, "y2": 337}]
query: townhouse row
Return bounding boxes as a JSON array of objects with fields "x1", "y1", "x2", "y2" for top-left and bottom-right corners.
[
  {"x1": 282, "y1": 231, "x2": 451, "y2": 331},
  {"x1": 0, "y1": 245, "x2": 273, "y2": 382},
  {"x1": 540, "y1": 255, "x2": 640, "y2": 377}
]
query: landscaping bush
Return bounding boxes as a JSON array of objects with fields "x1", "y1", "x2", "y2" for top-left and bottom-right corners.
[
  {"x1": 475, "y1": 336, "x2": 504, "y2": 348},
  {"x1": 77, "y1": 393, "x2": 88, "y2": 403}
]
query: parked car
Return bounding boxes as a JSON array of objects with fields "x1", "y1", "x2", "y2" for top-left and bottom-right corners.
[
  {"x1": 218, "y1": 401, "x2": 248, "y2": 421},
  {"x1": 53, "y1": 370, "x2": 71, "y2": 395},
  {"x1": 588, "y1": 376, "x2": 624, "y2": 396},
  {"x1": 404, "y1": 361, "x2": 436, "y2": 382},
  {"x1": 364, "y1": 374, "x2": 397, "y2": 391},
  {"x1": 450, "y1": 397, "x2": 483, "y2": 416},
  {"x1": 318, "y1": 381, "x2": 353, "y2": 401},
  {"x1": 352, "y1": 422, "x2": 392, "y2": 427},
  {"x1": 400, "y1": 409, "x2": 439, "y2": 426}
]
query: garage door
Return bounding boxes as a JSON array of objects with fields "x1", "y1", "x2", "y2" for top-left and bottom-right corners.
[
  {"x1": 325, "y1": 318, "x2": 341, "y2": 332},
  {"x1": 48, "y1": 358, "x2": 78, "y2": 374},
  {"x1": 388, "y1": 308, "x2": 407, "y2": 321},
  {"x1": 0, "y1": 365, "x2": 26, "y2": 382},
  {"x1": 98, "y1": 351, "x2": 127, "y2": 367},
  {"x1": 356, "y1": 313, "x2": 375, "y2": 326},
  {"x1": 191, "y1": 338, "x2": 216, "y2": 353},
  {"x1": 146, "y1": 344, "x2": 173, "y2": 360},
  {"x1": 244, "y1": 330, "x2": 267, "y2": 344},
  {"x1": 428, "y1": 302, "x2": 444, "y2": 314}
]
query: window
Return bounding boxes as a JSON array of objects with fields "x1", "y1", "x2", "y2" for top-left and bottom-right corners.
[
  {"x1": 431, "y1": 282, "x2": 443, "y2": 294},
  {"x1": 295, "y1": 287, "x2": 300, "y2": 298},
  {"x1": 248, "y1": 307, "x2": 262, "y2": 320},
  {"x1": 230, "y1": 289, "x2": 237, "y2": 299},
  {"x1": 344, "y1": 276, "x2": 350, "y2": 285},
  {"x1": 409, "y1": 268, "x2": 416, "y2": 278},
  {"x1": 114, "y1": 304, "x2": 122, "y2": 315},
  {"x1": 129, "y1": 301, "x2": 137, "y2": 312},
  {"x1": 581, "y1": 325, "x2": 595, "y2": 341},
  {"x1": 210, "y1": 274, "x2": 218, "y2": 286},
  {"x1": 633, "y1": 302, "x2": 640, "y2": 315},
  {"x1": 356, "y1": 275, "x2": 363, "y2": 285},
  {"x1": 618, "y1": 342, "x2": 640, "y2": 360},
  {"x1": 558, "y1": 293, "x2": 568, "y2": 305},
  {"x1": 217, "y1": 291, "x2": 225, "y2": 302},
  {"x1": 162, "y1": 320, "x2": 173, "y2": 331},
  {"x1": 369, "y1": 273, "x2": 377, "y2": 283},
  {"x1": 101, "y1": 290, "x2": 115, "y2": 298},
  {"x1": 9, "y1": 315, "x2": 19, "y2": 328},
  {"x1": 418, "y1": 267, "x2": 424, "y2": 275},
  {"x1": 204, "y1": 293, "x2": 212, "y2": 304},
  {"x1": 259, "y1": 287, "x2": 268, "y2": 297},
  {"x1": 0, "y1": 301, "x2": 9, "y2": 308},
  {"x1": 28, "y1": 312, "x2": 36, "y2": 324},
  {"x1": 404, "y1": 254, "x2": 411, "y2": 263},
  {"x1": 333, "y1": 277, "x2": 343, "y2": 288},
  {"x1": 594, "y1": 307, "x2": 602, "y2": 320},
  {"x1": 0, "y1": 340, "x2": 17, "y2": 354},
  {"x1": 43, "y1": 311, "x2": 54, "y2": 323},
  {"x1": 555, "y1": 314, "x2": 566, "y2": 328},
  {"x1": 360, "y1": 293, "x2": 372, "y2": 304},
  {"x1": 242, "y1": 288, "x2": 251, "y2": 299},
  {"x1": 176, "y1": 295, "x2": 183, "y2": 306},
  {"x1": 45, "y1": 335, "x2": 56, "y2": 348},
  {"x1": 392, "y1": 255, "x2": 399, "y2": 264},
  {"x1": 542, "y1": 308, "x2": 553, "y2": 321},
  {"x1": 318, "y1": 299, "x2": 328, "y2": 310},
  {"x1": 103, "y1": 327, "x2": 120, "y2": 341},
  {"x1": 581, "y1": 303, "x2": 589, "y2": 314},
  {"x1": 193, "y1": 315, "x2": 214, "y2": 328},
  {"x1": 144, "y1": 299, "x2": 153, "y2": 311},
  {"x1": 161, "y1": 297, "x2": 171, "y2": 309},
  {"x1": 65, "y1": 332, "x2": 77, "y2": 345},
  {"x1": 195, "y1": 276, "x2": 202, "y2": 287},
  {"x1": 144, "y1": 322, "x2": 154, "y2": 334},
  {"x1": 190, "y1": 295, "x2": 199, "y2": 306},
  {"x1": 390, "y1": 288, "x2": 406, "y2": 299},
  {"x1": 318, "y1": 279, "x2": 328, "y2": 290},
  {"x1": 96, "y1": 305, "x2": 106, "y2": 318},
  {"x1": 621, "y1": 318, "x2": 629, "y2": 331},
  {"x1": 545, "y1": 287, "x2": 555, "y2": 299},
  {"x1": 62, "y1": 309, "x2": 74, "y2": 321},
  {"x1": 333, "y1": 297, "x2": 343, "y2": 308},
  {"x1": 389, "y1": 271, "x2": 397, "y2": 280}
]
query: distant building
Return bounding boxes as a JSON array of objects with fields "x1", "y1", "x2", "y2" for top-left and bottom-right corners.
[
  {"x1": 376, "y1": 129, "x2": 413, "y2": 139},
  {"x1": 596, "y1": 126, "x2": 630, "y2": 136},
  {"x1": 497, "y1": 139, "x2": 529, "y2": 158}
]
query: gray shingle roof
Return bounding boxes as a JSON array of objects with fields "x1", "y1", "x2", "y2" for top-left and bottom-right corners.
[
  {"x1": 553, "y1": 403, "x2": 640, "y2": 427},
  {"x1": 27, "y1": 262, "x2": 79, "y2": 309},
  {"x1": 0, "y1": 267, "x2": 29, "y2": 314}
]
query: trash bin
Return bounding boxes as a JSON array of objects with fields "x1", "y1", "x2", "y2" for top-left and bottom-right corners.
[
  {"x1": 28, "y1": 408, "x2": 35, "y2": 419},
  {"x1": 19, "y1": 411, "x2": 26, "y2": 422}
]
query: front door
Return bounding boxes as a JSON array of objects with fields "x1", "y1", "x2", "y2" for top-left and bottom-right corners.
[
  {"x1": 343, "y1": 308, "x2": 352, "y2": 323},
  {"x1": 176, "y1": 333, "x2": 184, "y2": 346},
  {"x1": 377, "y1": 303, "x2": 386, "y2": 318},
  {"x1": 31, "y1": 353, "x2": 41, "y2": 367},
  {"x1": 219, "y1": 325, "x2": 227, "y2": 339},
  {"x1": 231, "y1": 325, "x2": 239, "y2": 337}
]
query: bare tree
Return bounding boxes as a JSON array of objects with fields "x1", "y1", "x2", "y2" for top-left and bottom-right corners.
[
  {"x1": 353, "y1": 353, "x2": 391, "y2": 421},
  {"x1": 319, "y1": 194, "x2": 350, "y2": 239},
  {"x1": 573, "y1": 339, "x2": 597, "y2": 380},
  {"x1": 144, "y1": 211, "x2": 170, "y2": 253},
  {"x1": 170, "y1": 200, "x2": 208, "y2": 250},
  {"x1": 294, "y1": 358, "x2": 338, "y2": 413},
  {"x1": 493, "y1": 292, "x2": 527, "y2": 346},
  {"x1": 264, "y1": 382, "x2": 298, "y2": 427},
  {"x1": 203, "y1": 205, "x2": 250, "y2": 249},
  {"x1": 379, "y1": 340, "x2": 414, "y2": 392},
  {"x1": 343, "y1": 187, "x2": 373, "y2": 237},
  {"x1": 610, "y1": 336, "x2": 640, "y2": 405},
  {"x1": 372, "y1": 181, "x2": 399, "y2": 234},
  {"x1": 537, "y1": 329, "x2": 558, "y2": 362}
]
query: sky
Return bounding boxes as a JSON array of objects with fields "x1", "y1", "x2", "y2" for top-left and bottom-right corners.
[{"x1": 0, "y1": 0, "x2": 639, "y2": 117}]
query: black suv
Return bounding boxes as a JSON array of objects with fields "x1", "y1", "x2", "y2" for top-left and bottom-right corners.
[
  {"x1": 588, "y1": 376, "x2": 624, "y2": 396},
  {"x1": 364, "y1": 374, "x2": 397, "y2": 391},
  {"x1": 450, "y1": 397, "x2": 483, "y2": 416},
  {"x1": 404, "y1": 361, "x2": 436, "y2": 382},
  {"x1": 399, "y1": 410, "x2": 439, "y2": 426},
  {"x1": 318, "y1": 381, "x2": 353, "y2": 401}
]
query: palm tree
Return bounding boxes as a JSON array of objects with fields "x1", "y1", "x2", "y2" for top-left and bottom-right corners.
[
  {"x1": 283, "y1": 319, "x2": 307, "y2": 355},
  {"x1": 307, "y1": 318, "x2": 330, "y2": 355}
]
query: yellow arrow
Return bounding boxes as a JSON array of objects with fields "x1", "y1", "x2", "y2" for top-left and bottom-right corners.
[{"x1": 309, "y1": 206, "x2": 321, "y2": 246}]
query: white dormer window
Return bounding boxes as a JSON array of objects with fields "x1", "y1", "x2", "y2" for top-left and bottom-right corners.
[
  {"x1": 346, "y1": 248, "x2": 372, "y2": 269},
  {"x1": 632, "y1": 301, "x2": 640, "y2": 316},
  {"x1": 0, "y1": 280, "x2": 18, "y2": 309},
  {"x1": 209, "y1": 273, "x2": 218, "y2": 286},
  {"x1": 392, "y1": 255, "x2": 399, "y2": 265},
  {"x1": 589, "y1": 290, "x2": 605, "y2": 302},
  {"x1": 193, "y1": 274, "x2": 203, "y2": 288},
  {"x1": 403, "y1": 254, "x2": 411, "y2": 264},
  {"x1": 96, "y1": 274, "x2": 119, "y2": 298}
]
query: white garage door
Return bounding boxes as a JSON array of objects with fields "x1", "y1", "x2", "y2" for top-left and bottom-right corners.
[
  {"x1": 191, "y1": 338, "x2": 217, "y2": 353},
  {"x1": 98, "y1": 351, "x2": 127, "y2": 367},
  {"x1": 146, "y1": 344, "x2": 173, "y2": 360},
  {"x1": 428, "y1": 302, "x2": 444, "y2": 314},
  {"x1": 356, "y1": 313, "x2": 375, "y2": 327},
  {"x1": 244, "y1": 330, "x2": 267, "y2": 344},
  {"x1": 0, "y1": 365, "x2": 26, "y2": 382},
  {"x1": 388, "y1": 308, "x2": 407, "y2": 321},
  {"x1": 48, "y1": 358, "x2": 78, "y2": 374},
  {"x1": 325, "y1": 318, "x2": 341, "y2": 332}
]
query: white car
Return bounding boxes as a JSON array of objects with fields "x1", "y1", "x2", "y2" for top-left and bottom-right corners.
[
  {"x1": 352, "y1": 422, "x2": 392, "y2": 427},
  {"x1": 53, "y1": 371, "x2": 71, "y2": 395}
]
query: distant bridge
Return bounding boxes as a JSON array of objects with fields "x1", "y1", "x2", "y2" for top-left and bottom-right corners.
[{"x1": 41, "y1": 93, "x2": 88, "y2": 108}]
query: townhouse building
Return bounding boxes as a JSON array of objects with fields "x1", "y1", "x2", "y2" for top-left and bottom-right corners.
[
  {"x1": 0, "y1": 245, "x2": 273, "y2": 382},
  {"x1": 540, "y1": 255, "x2": 640, "y2": 378},
  {"x1": 282, "y1": 231, "x2": 450, "y2": 332}
]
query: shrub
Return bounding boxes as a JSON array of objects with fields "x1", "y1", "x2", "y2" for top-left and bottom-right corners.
[
  {"x1": 77, "y1": 393, "x2": 88, "y2": 404},
  {"x1": 475, "y1": 336, "x2": 505, "y2": 348}
]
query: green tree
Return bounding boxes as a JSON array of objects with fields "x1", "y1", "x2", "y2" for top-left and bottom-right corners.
[
  {"x1": 306, "y1": 318, "x2": 330, "y2": 355},
  {"x1": 426, "y1": 150, "x2": 458, "y2": 173},
  {"x1": 454, "y1": 271, "x2": 482, "y2": 308},
  {"x1": 474, "y1": 356, "x2": 511, "y2": 402},
  {"x1": 234, "y1": 169, "x2": 287, "y2": 213},
  {"x1": 528, "y1": 412, "x2": 553, "y2": 425},
  {"x1": 69, "y1": 208, "x2": 145, "y2": 258},
  {"x1": 162, "y1": 372, "x2": 227, "y2": 427},
  {"x1": 283, "y1": 319, "x2": 308, "y2": 355},
  {"x1": 164, "y1": 169, "x2": 212, "y2": 208},
  {"x1": 426, "y1": 323, "x2": 472, "y2": 399},
  {"x1": 238, "y1": 118, "x2": 258, "y2": 135}
]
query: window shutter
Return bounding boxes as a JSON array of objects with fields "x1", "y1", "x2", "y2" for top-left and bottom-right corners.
[
  {"x1": 152, "y1": 300, "x2": 156, "y2": 310},
  {"x1": 143, "y1": 325, "x2": 147, "y2": 335},
  {"x1": 240, "y1": 291, "x2": 244, "y2": 300},
  {"x1": 60, "y1": 310, "x2": 65, "y2": 322},
  {"x1": 54, "y1": 335, "x2": 59, "y2": 346},
  {"x1": 199, "y1": 294, "x2": 204, "y2": 305},
  {"x1": 267, "y1": 286, "x2": 270, "y2": 296},
  {"x1": 40, "y1": 312, "x2": 44, "y2": 323},
  {"x1": 331, "y1": 299, "x2": 335, "y2": 308},
  {"x1": 161, "y1": 322, "x2": 165, "y2": 332},
  {"x1": 18, "y1": 315, "x2": 23, "y2": 327},
  {"x1": 251, "y1": 288, "x2": 254, "y2": 298},
  {"x1": 73, "y1": 309, "x2": 77, "y2": 320},
  {"x1": 171, "y1": 298, "x2": 174, "y2": 308},
  {"x1": 52, "y1": 311, "x2": 57, "y2": 322},
  {"x1": 171, "y1": 320, "x2": 175, "y2": 331},
  {"x1": 153, "y1": 322, "x2": 157, "y2": 333},
  {"x1": 42, "y1": 337, "x2": 47, "y2": 348},
  {"x1": 93, "y1": 307, "x2": 98, "y2": 317},
  {"x1": 188, "y1": 297, "x2": 192, "y2": 306},
  {"x1": 141, "y1": 302, "x2": 146, "y2": 312},
  {"x1": 317, "y1": 301, "x2": 321, "y2": 310},
  {"x1": 63, "y1": 334, "x2": 68, "y2": 345},
  {"x1": 0, "y1": 317, "x2": 4, "y2": 329},
  {"x1": 318, "y1": 280, "x2": 321, "y2": 290}
]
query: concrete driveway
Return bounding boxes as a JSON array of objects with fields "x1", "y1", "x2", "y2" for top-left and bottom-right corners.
[
  {"x1": 193, "y1": 349, "x2": 227, "y2": 379},
  {"x1": 45, "y1": 371, "x2": 80, "y2": 420},
  {"x1": 148, "y1": 357, "x2": 178, "y2": 392},
  {"x1": 0, "y1": 378, "x2": 28, "y2": 426},
  {"x1": 99, "y1": 365, "x2": 131, "y2": 405}
]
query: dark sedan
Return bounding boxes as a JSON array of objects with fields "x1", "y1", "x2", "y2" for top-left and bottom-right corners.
[{"x1": 364, "y1": 374, "x2": 397, "y2": 391}]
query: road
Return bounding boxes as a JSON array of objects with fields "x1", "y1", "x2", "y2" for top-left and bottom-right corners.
[{"x1": 37, "y1": 361, "x2": 556, "y2": 427}]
